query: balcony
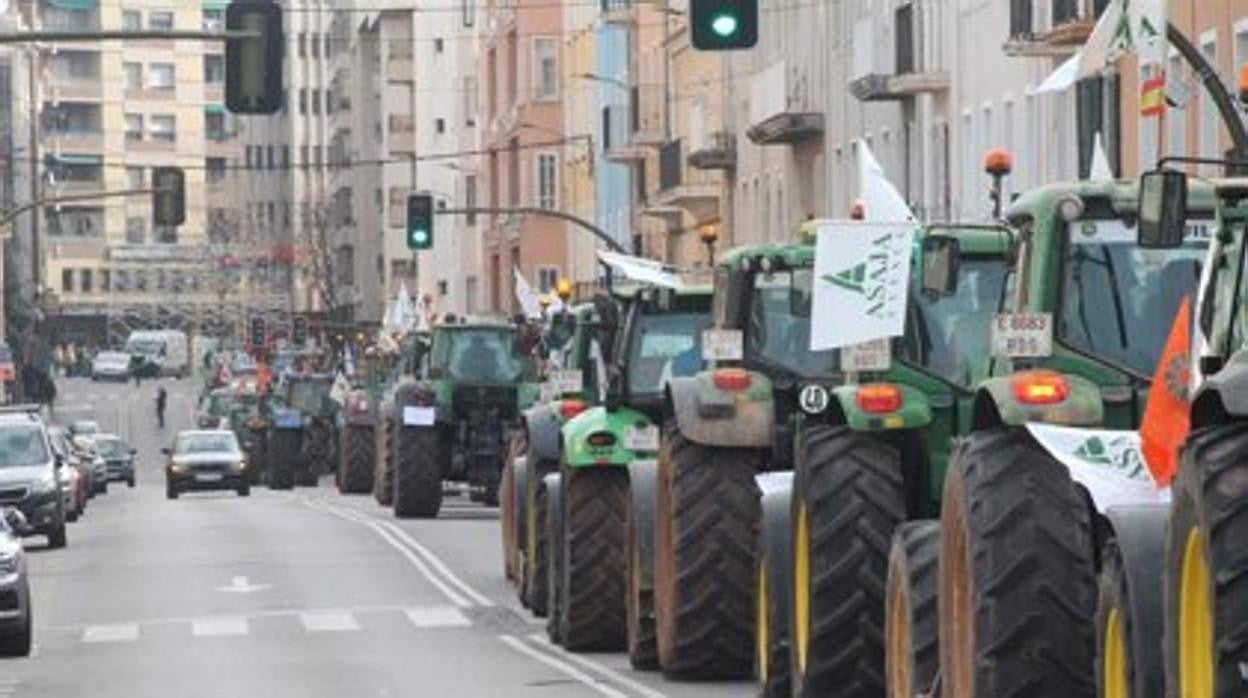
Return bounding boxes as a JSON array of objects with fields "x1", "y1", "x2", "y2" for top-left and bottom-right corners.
[
  {"x1": 39, "y1": 5, "x2": 100, "y2": 33},
  {"x1": 603, "y1": 104, "x2": 646, "y2": 164},
  {"x1": 688, "y1": 131, "x2": 736, "y2": 171},
  {"x1": 1003, "y1": 0, "x2": 1100, "y2": 57},
  {"x1": 46, "y1": 129, "x2": 103, "y2": 152},
  {"x1": 746, "y1": 63, "x2": 823, "y2": 146},
  {"x1": 849, "y1": 3, "x2": 950, "y2": 102},
  {"x1": 653, "y1": 139, "x2": 721, "y2": 220}
]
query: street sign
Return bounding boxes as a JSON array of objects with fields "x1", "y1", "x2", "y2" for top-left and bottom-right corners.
[{"x1": 226, "y1": 1, "x2": 284, "y2": 114}]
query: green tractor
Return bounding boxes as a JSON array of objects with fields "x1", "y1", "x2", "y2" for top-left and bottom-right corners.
[
  {"x1": 541, "y1": 286, "x2": 712, "y2": 657},
  {"x1": 338, "y1": 336, "x2": 423, "y2": 495},
  {"x1": 382, "y1": 320, "x2": 539, "y2": 518},
  {"x1": 504, "y1": 304, "x2": 601, "y2": 613},
  {"x1": 920, "y1": 179, "x2": 1214, "y2": 698},
  {"x1": 265, "y1": 373, "x2": 340, "y2": 489},
  {"x1": 372, "y1": 331, "x2": 430, "y2": 507}
]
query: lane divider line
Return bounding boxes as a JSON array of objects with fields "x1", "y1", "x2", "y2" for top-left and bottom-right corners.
[
  {"x1": 525, "y1": 633, "x2": 668, "y2": 698},
  {"x1": 498, "y1": 634, "x2": 630, "y2": 698},
  {"x1": 300, "y1": 498, "x2": 472, "y2": 608}
]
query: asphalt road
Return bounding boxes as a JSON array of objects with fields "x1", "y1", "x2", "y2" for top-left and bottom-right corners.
[{"x1": 0, "y1": 377, "x2": 754, "y2": 698}]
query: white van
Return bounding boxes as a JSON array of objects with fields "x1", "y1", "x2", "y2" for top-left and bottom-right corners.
[{"x1": 124, "y1": 330, "x2": 189, "y2": 378}]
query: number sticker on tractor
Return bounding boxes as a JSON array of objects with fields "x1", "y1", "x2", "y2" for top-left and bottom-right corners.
[
  {"x1": 624, "y1": 426, "x2": 660, "y2": 452},
  {"x1": 539, "y1": 383, "x2": 557, "y2": 403},
  {"x1": 841, "y1": 338, "x2": 892, "y2": 373},
  {"x1": 991, "y1": 312, "x2": 1053, "y2": 358},
  {"x1": 551, "y1": 370, "x2": 583, "y2": 396},
  {"x1": 402, "y1": 406, "x2": 436, "y2": 427},
  {"x1": 702, "y1": 329, "x2": 744, "y2": 362}
]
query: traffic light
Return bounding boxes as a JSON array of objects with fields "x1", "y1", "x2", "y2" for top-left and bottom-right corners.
[
  {"x1": 151, "y1": 167, "x2": 185, "y2": 227},
  {"x1": 690, "y1": 0, "x2": 758, "y2": 51},
  {"x1": 407, "y1": 194, "x2": 434, "y2": 250},
  {"x1": 226, "y1": 1, "x2": 284, "y2": 114},
  {"x1": 292, "y1": 316, "x2": 308, "y2": 346},
  {"x1": 249, "y1": 316, "x2": 266, "y2": 348}
]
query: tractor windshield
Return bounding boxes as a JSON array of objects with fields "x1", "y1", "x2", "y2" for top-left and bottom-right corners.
[
  {"x1": 1061, "y1": 220, "x2": 1206, "y2": 377},
  {"x1": 745, "y1": 268, "x2": 839, "y2": 378},
  {"x1": 287, "y1": 380, "x2": 331, "y2": 412},
  {"x1": 442, "y1": 328, "x2": 527, "y2": 383},
  {"x1": 906, "y1": 257, "x2": 1009, "y2": 386},
  {"x1": 626, "y1": 312, "x2": 712, "y2": 395}
]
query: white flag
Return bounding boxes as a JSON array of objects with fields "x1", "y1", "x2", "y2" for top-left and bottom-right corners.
[
  {"x1": 858, "y1": 142, "x2": 917, "y2": 223},
  {"x1": 513, "y1": 267, "x2": 542, "y2": 320},
  {"x1": 1089, "y1": 132, "x2": 1114, "y2": 181},
  {"x1": 329, "y1": 371, "x2": 350, "y2": 406},
  {"x1": 811, "y1": 222, "x2": 914, "y2": 350},
  {"x1": 597, "y1": 251, "x2": 684, "y2": 289},
  {"x1": 1038, "y1": 0, "x2": 1166, "y2": 92}
]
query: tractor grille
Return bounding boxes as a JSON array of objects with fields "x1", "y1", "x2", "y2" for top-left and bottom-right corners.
[{"x1": 452, "y1": 385, "x2": 518, "y2": 421}]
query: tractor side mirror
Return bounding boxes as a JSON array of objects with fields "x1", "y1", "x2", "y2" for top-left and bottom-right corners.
[
  {"x1": 591, "y1": 295, "x2": 619, "y2": 365},
  {"x1": 920, "y1": 235, "x2": 961, "y2": 297},
  {"x1": 1139, "y1": 170, "x2": 1188, "y2": 249}
]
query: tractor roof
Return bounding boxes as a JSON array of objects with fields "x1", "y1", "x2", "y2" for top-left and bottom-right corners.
[{"x1": 1005, "y1": 178, "x2": 1218, "y2": 222}]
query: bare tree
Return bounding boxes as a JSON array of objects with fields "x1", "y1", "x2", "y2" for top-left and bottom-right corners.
[{"x1": 296, "y1": 195, "x2": 339, "y2": 318}]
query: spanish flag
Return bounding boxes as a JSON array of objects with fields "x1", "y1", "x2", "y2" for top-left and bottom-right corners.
[
  {"x1": 1141, "y1": 73, "x2": 1166, "y2": 117},
  {"x1": 1140, "y1": 297, "x2": 1190, "y2": 487}
]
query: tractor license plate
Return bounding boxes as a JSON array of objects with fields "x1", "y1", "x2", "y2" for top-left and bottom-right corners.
[
  {"x1": 992, "y1": 313, "x2": 1053, "y2": 358},
  {"x1": 624, "y1": 426, "x2": 660, "y2": 452},
  {"x1": 702, "y1": 329, "x2": 744, "y2": 362},
  {"x1": 403, "y1": 406, "x2": 436, "y2": 427},
  {"x1": 551, "y1": 370, "x2": 583, "y2": 395},
  {"x1": 841, "y1": 338, "x2": 892, "y2": 372},
  {"x1": 195, "y1": 472, "x2": 223, "y2": 483}
]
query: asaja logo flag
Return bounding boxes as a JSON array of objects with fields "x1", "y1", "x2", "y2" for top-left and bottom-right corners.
[{"x1": 811, "y1": 223, "x2": 914, "y2": 351}]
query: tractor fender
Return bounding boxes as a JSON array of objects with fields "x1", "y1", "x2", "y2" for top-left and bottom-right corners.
[
  {"x1": 827, "y1": 383, "x2": 933, "y2": 431},
  {"x1": 666, "y1": 373, "x2": 775, "y2": 449},
  {"x1": 523, "y1": 404, "x2": 563, "y2": 464},
  {"x1": 341, "y1": 389, "x2": 374, "y2": 427},
  {"x1": 973, "y1": 373, "x2": 1104, "y2": 429},
  {"x1": 1192, "y1": 351, "x2": 1248, "y2": 426},
  {"x1": 628, "y1": 458, "x2": 660, "y2": 592},
  {"x1": 1020, "y1": 423, "x2": 1166, "y2": 514},
  {"x1": 561, "y1": 405, "x2": 654, "y2": 468},
  {"x1": 1101, "y1": 505, "x2": 1167, "y2": 697},
  {"x1": 393, "y1": 380, "x2": 435, "y2": 408}
]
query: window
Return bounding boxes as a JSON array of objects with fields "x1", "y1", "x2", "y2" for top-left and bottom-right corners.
[
  {"x1": 298, "y1": 33, "x2": 306, "y2": 57},
  {"x1": 81, "y1": 269, "x2": 93, "y2": 294},
  {"x1": 311, "y1": 89, "x2": 321, "y2": 115},
  {"x1": 465, "y1": 175, "x2": 477, "y2": 225},
  {"x1": 101, "y1": 270, "x2": 110, "y2": 292},
  {"x1": 462, "y1": 0, "x2": 475, "y2": 27},
  {"x1": 435, "y1": 38, "x2": 444, "y2": 53},
  {"x1": 202, "y1": 8, "x2": 224, "y2": 31},
  {"x1": 1200, "y1": 33, "x2": 1219, "y2": 173},
  {"x1": 311, "y1": 33, "x2": 320, "y2": 58},
  {"x1": 126, "y1": 217, "x2": 145, "y2": 244},
  {"x1": 62, "y1": 269, "x2": 73, "y2": 293},
  {"x1": 537, "y1": 267, "x2": 559, "y2": 293},
  {"x1": 125, "y1": 167, "x2": 144, "y2": 190},
  {"x1": 122, "y1": 10, "x2": 141, "y2": 31},
  {"x1": 282, "y1": 146, "x2": 290, "y2": 168},
  {"x1": 203, "y1": 54, "x2": 224, "y2": 84},
  {"x1": 149, "y1": 11, "x2": 174, "y2": 30},
  {"x1": 149, "y1": 114, "x2": 176, "y2": 143},
  {"x1": 536, "y1": 152, "x2": 558, "y2": 210},
  {"x1": 148, "y1": 62, "x2": 175, "y2": 89},
  {"x1": 124, "y1": 113, "x2": 143, "y2": 141},
  {"x1": 299, "y1": 88, "x2": 307, "y2": 114},
  {"x1": 436, "y1": 118, "x2": 445, "y2": 134},
  {"x1": 123, "y1": 62, "x2": 142, "y2": 89},
  {"x1": 266, "y1": 145, "x2": 275, "y2": 169},
  {"x1": 206, "y1": 110, "x2": 227, "y2": 140},
  {"x1": 533, "y1": 38, "x2": 559, "y2": 100},
  {"x1": 463, "y1": 76, "x2": 478, "y2": 126},
  {"x1": 205, "y1": 157, "x2": 227, "y2": 184}
]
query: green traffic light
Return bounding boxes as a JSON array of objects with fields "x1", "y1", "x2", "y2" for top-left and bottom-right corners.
[{"x1": 711, "y1": 12, "x2": 739, "y2": 37}]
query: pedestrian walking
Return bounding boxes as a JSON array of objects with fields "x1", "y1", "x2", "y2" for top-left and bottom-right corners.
[{"x1": 155, "y1": 387, "x2": 167, "y2": 428}]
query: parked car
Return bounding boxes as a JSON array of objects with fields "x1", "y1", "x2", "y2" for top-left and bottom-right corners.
[
  {"x1": 67, "y1": 435, "x2": 107, "y2": 497},
  {"x1": 67, "y1": 421, "x2": 100, "y2": 440},
  {"x1": 90, "y1": 351, "x2": 132, "y2": 382},
  {"x1": 0, "y1": 508, "x2": 31, "y2": 656},
  {"x1": 164, "y1": 430, "x2": 250, "y2": 499},
  {"x1": 0, "y1": 407, "x2": 66, "y2": 548},
  {"x1": 94, "y1": 434, "x2": 136, "y2": 487},
  {"x1": 48, "y1": 428, "x2": 86, "y2": 521}
]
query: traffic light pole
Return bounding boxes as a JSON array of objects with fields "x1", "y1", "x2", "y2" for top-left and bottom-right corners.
[
  {"x1": 0, "y1": 187, "x2": 161, "y2": 232},
  {"x1": 0, "y1": 30, "x2": 258, "y2": 44},
  {"x1": 436, "y1": 206, "x2": 628, "y2": 254}
]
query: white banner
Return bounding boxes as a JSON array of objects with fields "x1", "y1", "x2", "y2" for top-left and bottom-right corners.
[
  {"x1": 513, "y1": 267, "x2": 543, "y2": 320},
  {"x1": 1038, "y1": 0, "x2": 1166, "y2": 92},
  {"x1": 1025, "y1": 423, "x2": 1167, "y2": 513},
  {"x1": 811, "y1": 223, "x2": 914, "y2": 350},
  {"x1": 597, "y1": 251, "x2": 683, "y2": 289}
]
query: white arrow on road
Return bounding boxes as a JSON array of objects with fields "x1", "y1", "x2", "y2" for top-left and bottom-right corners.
[{"x1": 215, "y1": 576, "x2": 271, "y2": 594}]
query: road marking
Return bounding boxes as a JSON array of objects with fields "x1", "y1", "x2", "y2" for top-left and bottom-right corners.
[
  {"x1": 215, "y1": 575, "x2": 272, "y2": 594},
  {"x1": 82, "y1": 624, "x2": 139, "y2": 643},
  {"x1": 498, "y1": 635, "x2": 629, "y2": 698},
  {"x1": 299, "y1": 611, "x2": 360, "y2": 633},
  {"x1": 377, "y1": 521, "x2": 495, "y2": 607},
  {"x1": 192, "y1": 617, "x2": 249, "y2": 637},
  {"x1": 526, "y1": 634, "x2": 667, "y2": 698},
  {"x1": 301, "y1": 498, "x2": 473, "y2": 608},
  {"x1": 404, "y1": 606, "x2": 471, "y2": 628}
]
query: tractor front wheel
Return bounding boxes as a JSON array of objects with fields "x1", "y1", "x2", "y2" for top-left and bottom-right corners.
[
  {"x1": 558, "y1": 465, "x2": 628, "y2": 651},
  {"x1": 393, "y1": 426, "x2": 446, "y2": 518}
]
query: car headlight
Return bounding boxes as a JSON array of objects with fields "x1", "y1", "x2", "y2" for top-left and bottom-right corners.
[
  {"x1": 170, "y1": 463, "x2": 188, "y2": 474},
  {"x1": 0, "y1": 553, "x2": 18, "y2": 576},
  {"x1": 236, "y1": 460, "x2": 248, "y2": 472}
]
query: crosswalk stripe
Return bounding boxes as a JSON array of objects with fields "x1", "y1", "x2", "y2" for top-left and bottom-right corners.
[
  {"x1": 298, "y1": 612, "x2": 359, "y2": 633},
  {"x1": 191, "y1": 617, "x2": 248, "y2": 637},
  {"x1": 82, "y1": 624, "x2": 139, "y2": 643},
  {"x1": 404, "y1": 606, "x2": 471, "y2": 628}
]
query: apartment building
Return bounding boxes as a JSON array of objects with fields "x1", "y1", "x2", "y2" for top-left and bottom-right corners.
[
  {"x1": 0, "y1": 5, "x2": 35, "y2": 346},
  {"x1": 480, "y1": 0, "x2": 568, "y2": 315},
  {"x1": 33, "y1": 0, "x2": 243, "y2": 344}
]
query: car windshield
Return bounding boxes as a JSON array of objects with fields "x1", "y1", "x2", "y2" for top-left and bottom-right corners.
[
  {"x1": 745, "y1": 268, "x2": 840, "y2": 378},
  {"x1": 70, "y1": 421, "x2": 98, "y2": 436},
  {"x1": 905, "y1": 257, "x2": 1010, "y2": 386},
  {"x1": 442, "y1": 329, "x2": 525, "y2": 382},
  {"x1": 1061, "y1": 221, "x2": 1206, "y2": 377},
  {"x1": 126, "y1": 338, "x2": 163, "y2": 356},
  {"x1": 175, "y1": 433, "x2": 240, "y2": 455},
  {"x1": 95, "y1": 438, "x2": 129, "y2": 458},
  {"x1": 0, "y1": 425, "x2": 49, "y2": 468},
  {"x1": 626, "y1": 312, "x2": 711, "y2": 395}
]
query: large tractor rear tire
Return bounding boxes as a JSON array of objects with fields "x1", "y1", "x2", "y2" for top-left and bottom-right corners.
[
  {"x1": 393, "y1": 426, "x2": 445, "y2": 518},
  {"x1": 626, "y1": 459, "x2": 659, "y2": 671},
  {"x1": 790, "y1": 426, "x2": 906, "y2": 697},
  {"x1": 267, "y1": 430, "x2": 299, "y2": 490},
  {"x1": 373, "y1": 418, "x2": 395, "y2": 507},
  {"x1": 884, "y1": 521, "x2": 939, "y2": 698},
  {"x1": 938, "y1": 428, "x2": 1096, "y2": 698},
  {"x1": 1165, "y1": 422, "x2": 1248, "y2": 698},
  {"x1": 501, "y1": 453, "x2": 521, "y2": 585},
  {"x1": 545, "y1": 474, "x2": 565, "y2": 645},
  {"x1": 338, "y1": 424, "x2": 374, "y2": 494},
  {"x1": 524, "y1": 443, "x2": 559, "y2": 616},
  {"x1": 559, "y1": 465, "x2": 628, "y2": 652},
  {"x1": 654, "y1": 426, "x2": 762, "y2": 679},
  {"x1": 757, "y1": 476, "x2": 794, "y2": 698}
]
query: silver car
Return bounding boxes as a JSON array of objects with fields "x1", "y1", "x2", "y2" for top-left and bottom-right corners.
[
  {"x1": 164, "y1": 430, "x2": 251, "y2": 499},
  {"x1": 91, "y1": 351, "x2": 132, "y2": 381},
  {"x1": 0, "y1": 509, "x2": 30, "y2": 656}
]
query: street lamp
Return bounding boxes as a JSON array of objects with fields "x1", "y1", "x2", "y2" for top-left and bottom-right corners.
[{"x1": 698, "y1": 224, "x2": 719, "y2": 266}]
